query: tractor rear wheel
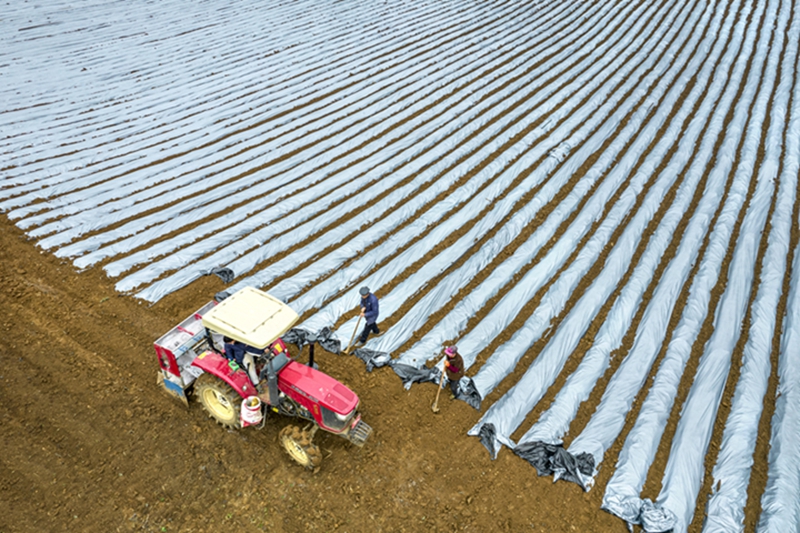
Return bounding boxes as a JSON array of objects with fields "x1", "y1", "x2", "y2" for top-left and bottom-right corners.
[
  {"x1": 194, "y1": 373, "x2": 241, "y2": 429},
  {"x1": 279, "y1": 425, "x2": 322, "y2": 470}
]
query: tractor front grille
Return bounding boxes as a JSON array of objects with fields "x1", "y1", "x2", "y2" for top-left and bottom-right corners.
[{"x1": 349, "y1": 419, "x2": 372, "y2": 447}]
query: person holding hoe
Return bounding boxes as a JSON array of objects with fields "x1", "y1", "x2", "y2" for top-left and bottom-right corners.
[
  {"x1": 444, "y1": 345, "x2": 464, "y2": 399},
  {"x1": 358, "y1": 286, "x2": 380, "y2": 345}
]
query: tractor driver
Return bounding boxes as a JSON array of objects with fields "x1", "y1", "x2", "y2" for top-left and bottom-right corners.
[
  {"x1": 223, "y1": 336, "x2": 262, "y2": 385},
  {"x1": 223, "y1": 336, "x2": 246, "y2": 367}
]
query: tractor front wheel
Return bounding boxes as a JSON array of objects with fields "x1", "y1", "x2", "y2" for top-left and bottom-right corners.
[
  {"x1": 194, "y1": 373, "x2": 241, "y2": 429},
  {"x1": 279, "y1": 425, "x2": 322, "y2": 470}
]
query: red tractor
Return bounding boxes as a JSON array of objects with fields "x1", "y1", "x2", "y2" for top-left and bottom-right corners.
[{"x1": 153, "y1": 286, "x2": 372, "y2": 469}]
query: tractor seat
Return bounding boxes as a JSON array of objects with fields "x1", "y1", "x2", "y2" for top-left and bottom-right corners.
[{"x1": 270, "y1": 352, "x2": 290, "y2": 373}]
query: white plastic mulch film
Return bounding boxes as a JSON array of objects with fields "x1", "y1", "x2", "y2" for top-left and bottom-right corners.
[{"x1": 3, "y1": 0, "x2": 799, "y2": 531}]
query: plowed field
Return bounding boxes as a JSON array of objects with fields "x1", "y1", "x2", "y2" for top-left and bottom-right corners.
[
  {"x1": 3, "y1": 1, "x2": 798, "y2": 531},
  {"x1": 0, "y1": 220, "x2": 625, "y2": 532}
]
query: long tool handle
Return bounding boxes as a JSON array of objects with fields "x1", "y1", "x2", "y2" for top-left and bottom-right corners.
[
  {"x1": 344, "y1": 315, "x2": 362, "y2": 355},
  {"x1": 432, "y1": 366, "x2": 445, "y2": 412}
]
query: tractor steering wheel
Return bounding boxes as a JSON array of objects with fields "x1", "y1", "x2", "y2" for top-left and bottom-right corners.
[{"x1": 266, "y1": 343, "x2": 298, "y2": 362}]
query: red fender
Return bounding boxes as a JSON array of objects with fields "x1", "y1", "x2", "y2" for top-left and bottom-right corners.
[{"x1": 192, "y1": 350, "x2": 256, "y2": 398}]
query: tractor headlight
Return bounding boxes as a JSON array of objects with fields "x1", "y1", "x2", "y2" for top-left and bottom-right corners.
[{"x1": 321, "y1": 406, "x2": 355, "y2": 432}]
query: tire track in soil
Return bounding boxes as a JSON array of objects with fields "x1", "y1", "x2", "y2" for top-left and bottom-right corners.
[{"x1": 0, "y1": 230, "x2": 183, "y2": 532}]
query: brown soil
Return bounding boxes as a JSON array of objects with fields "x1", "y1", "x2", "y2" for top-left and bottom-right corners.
[
  {"x1": 0, "y1": 217, "x2": 629, "y2": 533},
  {"x1": 2, "y1": 2, "x2": 790, "y2": 532}
]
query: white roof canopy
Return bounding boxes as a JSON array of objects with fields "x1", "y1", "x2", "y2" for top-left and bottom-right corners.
[{"x1": 201, "y1": 287, "x2": 299, "y2": 349}]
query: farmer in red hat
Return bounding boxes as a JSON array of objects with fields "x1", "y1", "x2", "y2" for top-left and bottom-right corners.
[{"x1": 444, "y1": 346, "x2": 464, "y2": 399}]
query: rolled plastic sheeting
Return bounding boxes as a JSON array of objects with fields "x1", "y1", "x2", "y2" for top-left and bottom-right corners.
[
  {"x1": 563, "y1": 0, "x2": 765, "y2": 499},
  {"x1": 511, "y1": 0, "x2": 720, "y2": 457},
  {"x1": 641, "y1": 3, "x2": 784, "y2": 531},
  {"x1": 757, "y1": 226, "x2": 800, "y2": 532},
  {"x1": 514, "y1": 442, "x2": 594, "y2": 486},
  {"x1": 697, "y1": 9, "x2": 798, "y2": 533},
  {"x1": 394, "y1": 0, "x2": 709, "y2": 385},
  {"x1": 133, "y1": 0, "x2": 615, "y2": 302}
]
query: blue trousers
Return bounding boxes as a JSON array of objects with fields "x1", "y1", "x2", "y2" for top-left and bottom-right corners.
[{"x1": 359, "y1": 322, "x2": 380, "y2": 343}]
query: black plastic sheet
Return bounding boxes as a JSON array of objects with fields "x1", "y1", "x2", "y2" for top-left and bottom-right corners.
[
  {"x1": 513, "y1": 442, "x2": 594, "y2": 488},
  {"x1": 208, "y1": 266, "x2": 235, "y2": 283},
  {"x1": 283, "y1": 327, "x2": 392, "y2": 372},
  {"x1": 351, "y1": 347, "x2": 392, "y2": 372},
  {"x1": 391, "y1": 363, "x2": 438, "y2": 385},
  {"x1": 283, "y1": 327, "x2": 341, "y2": 354},
  {"x1": 460, "y1": 378, "x2": 482, "y2": 410},
  {"x1": 478, "y1": 423, "x2": 499, "y2": 459}
]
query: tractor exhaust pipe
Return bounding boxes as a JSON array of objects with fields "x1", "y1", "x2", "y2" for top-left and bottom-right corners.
[{"x1": 307, "y1": 333, "x2": 317, "y2": 369}]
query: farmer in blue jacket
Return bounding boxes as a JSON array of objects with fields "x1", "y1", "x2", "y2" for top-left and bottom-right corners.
[{"x1": 358, "y1": 286, "x2": 380, "y2": 344}]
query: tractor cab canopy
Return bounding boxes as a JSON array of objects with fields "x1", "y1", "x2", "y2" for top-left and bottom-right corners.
[{"x1": 201, "y1": 287, "x2": 299, "y2": 349}]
